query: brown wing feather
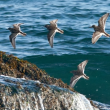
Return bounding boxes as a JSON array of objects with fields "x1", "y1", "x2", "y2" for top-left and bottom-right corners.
[
  {"x1": 98, "y1": 13, "x2": 109, "y2": 30},
  {"x1": 47, "y1": 30, "x2": 56, "y2": 48},
  {"x1": 77, "y1": 60, "x2": 88, "y2": 73},
  {"x1": 50, "y1": 19, "x2": 58, "y2": 24},
  {"x1": 50, "y1": 19, "x2": 58, "y2": 27},
  {"x1": 13, "y1": 23, "x2": 23, "y2": 30},
  {"x1": 70, "y1": 75, "x2": 82, "y2": 88},
  {"x1": 92, "y1": 31, "x2": 103, "y2": 44},
  {"x1": 9, "y1": 33, "x2": 18, "y2": 49}
]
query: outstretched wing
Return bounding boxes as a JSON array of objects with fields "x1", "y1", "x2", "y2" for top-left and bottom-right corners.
[
  {"x1": 98, "y1": 13, "x2": 109, "y2": 30},
  {"x1": 70, "y1": 75, "x2": 82, "y2": 88},
  {"x1": 16, "y1": 23, "x2": 24, "y2": 26},
  {"x1": 47, "y1": 30, "x2": 56, "y2": 48},
  {"x1": 77, "y1": 60, "x2": 88, "y2": 73},
  {"x1": 13, "y1": 23, "x2": 24, "y2": 30},
  {"x1": 9, "y1": 33, "x2": 18, "y2": 49},
  {"x1": 50, "y1": 19, "x2": 58, "y2": 27},
  {"x1": 92, "y1": 31, "x2": 103, "y2": 44},
  {"x1": 50, "y1": 19, "x2": 58, "y2": 24},
  {"x1": 83, "y1": 74, "x2": 89, "y2": 79}
]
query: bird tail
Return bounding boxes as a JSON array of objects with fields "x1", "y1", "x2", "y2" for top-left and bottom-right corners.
[
  {"x1": 104, "y1": 32, "x2": 110, "y2": 37},
  {"x1": 20, "y1": 31, "x2": 26, "y2": 36},
  {"x1": 57, "y1": 28, "x2": 64, "y2": 34},
  {"x1": 83, "y1": 74, "x2": 89, "y2": 79}
]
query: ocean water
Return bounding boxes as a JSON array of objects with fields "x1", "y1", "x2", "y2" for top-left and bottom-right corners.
[{"x1": 0, "y1": 0, "x2": 110, "y2": 104}]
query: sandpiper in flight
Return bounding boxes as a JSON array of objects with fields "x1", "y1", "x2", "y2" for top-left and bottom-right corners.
[
  {"x1": 90, "y1": 13, "x2": 110, "y2": 44},
  {"x1": 8, "y1": 23, "x2": 26, "y2": 49},
  {"x1": 45, "y1": 19, "x2": 64, "y2": 48},
  {"x1": 70, "y1": 60, "x2": 89, "y2": 88}
]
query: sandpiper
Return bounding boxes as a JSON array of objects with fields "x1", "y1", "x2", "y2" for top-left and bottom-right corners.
[
  {"x1": 8, "y1": 23, "x2": 26, "y2": 49},
  {"x1": 45, "y1": 19, "x2": 64, "y2": 48},
  {"x1": 70, "y1": 60, "x2": 89, "y2": 88},
  {"x1": 90, "y1": 13, "x2": 110, "y2": 44}
]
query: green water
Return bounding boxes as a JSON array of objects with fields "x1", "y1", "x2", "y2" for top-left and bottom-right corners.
[{"x1": 24, "y1": 53, "x2": 110, "y2": 104}]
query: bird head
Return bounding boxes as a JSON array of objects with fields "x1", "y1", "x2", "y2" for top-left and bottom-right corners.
[
  {"x1": 90, "y1": 25, "x2": 96, "y2": 28},
  {"x1": 45, "y1": 24, "x2": 49, "y2": 28},
  {"x1": 8, "y1": 27, "x2": 11, "y2": 30}
]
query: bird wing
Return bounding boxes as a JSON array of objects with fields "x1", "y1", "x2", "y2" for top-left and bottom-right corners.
[
  {"x1": 92, "y1": 31, "x2": 103, "y2": 44},
  {"x1": 16, "y1": 23, "x2": 24, "y2": 26},
  {"x1": 70, "y1": 75, "x2": 82, "y2": 88},
  {"x1": 50, "y1": 19, "x2": 58, "y2": 27},
  {"x1": 56, "y1": 28, "x2": 64, "y2": 34},
  {"x1": 47, "y1": 30, "x2": 56, "y2": 48},
  {"x1": 98, "y1": 13, "x2": 109, "y2": 30},
  {"x1": 9, "y1": 33, "x2": 18, "y2": 49},
  {"x1": 77, "y1": 60, "x2": 88, "y2": 73},
  {"x1": 83, "y1": 74, "x2": 89, "y2": 79},
  {"x1": 13, "y1": 23, "x2": 23, "y2": 30}
]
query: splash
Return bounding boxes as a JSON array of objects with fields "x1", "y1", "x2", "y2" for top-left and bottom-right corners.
[{"x1": 0, "y1": 75, "x2": 109, "y2": 110}]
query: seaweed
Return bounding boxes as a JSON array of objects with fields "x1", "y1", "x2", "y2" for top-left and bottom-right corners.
[{"x1": 0, "y1": 51, "x2": 74, "y2": 91}]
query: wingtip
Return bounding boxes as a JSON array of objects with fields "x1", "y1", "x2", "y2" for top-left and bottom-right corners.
[
  {"x1": 85, "y1": 60, "x2": 88, "y2": 63},
  {"x1": 82, "y1": 60, "x2": 88, "y2": 65},
  {"x1": 23, "y1": 33, "x2": 27, "y2": 36},
  {"x1": 55, "y1": 19, "x2": 58, "y2": 22},
  {"x1": 13, "y1": 46, "x2": 16, "y2": 49},
  {"x1": 22, "y1": 33, "x2": 27, "y2": 36},
  {"x1": 92, "y1": 40, "x2": 96, "y2": 44},
  {"x1": 49, "y1": 43, "x2": 53, "y2": 48},
  {"x1": 87, "y1": 77, "x2": 89, "y2": 80},
  {"x1": 83, "y1": 74, "x2": 89, "y2": 80},
  {"x1": 20, "y1": 32, "x2": 27, "y2": 36},
  {"x1": 62, "y1": 30, "x2": 64, "y2": 34}
]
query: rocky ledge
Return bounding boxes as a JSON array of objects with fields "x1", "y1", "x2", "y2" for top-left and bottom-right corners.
[
  {"x1": 0, "y1": 51, "x2": 109, "y2": 110},
  {"x1": 0, "y1": 75, "x2": 98, "y2": 110},
  {"x1": 0, "y1": 51, "x2": 72, "y2": 91}
]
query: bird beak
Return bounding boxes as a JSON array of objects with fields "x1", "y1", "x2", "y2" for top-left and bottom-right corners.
[{"x1": 89, "y1": 26, "x2": 92, "y2": 28}]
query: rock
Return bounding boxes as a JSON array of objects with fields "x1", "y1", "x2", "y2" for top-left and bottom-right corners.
[{"x1": 0, "y1": 75, "x2": 98, "y2": 110}]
